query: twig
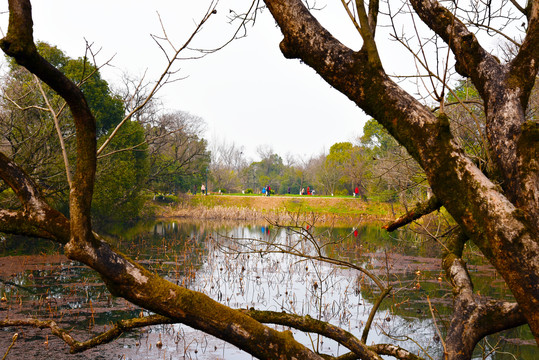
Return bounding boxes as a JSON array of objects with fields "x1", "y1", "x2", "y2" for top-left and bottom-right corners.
[
  {"x1": 97, "y1": 2, "x2": 219, "y2": 156},
  {"x1": 361, "y1": 286, "x2": 392, "y2": 343},
  {"x1": 427, "y1": 295, "x2": 447, "y2": 356},
  {"x1": 34, "y1": 75, "x2": 72, "y2": 187}
]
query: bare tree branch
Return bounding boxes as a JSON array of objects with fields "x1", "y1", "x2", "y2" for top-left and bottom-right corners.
[
  {"x1": 96, "y1": 4, "x2": 218, "y2": 156},
  {"x1": 34, "y1": 75, "x2": 72, "y2": 187},
  {"x1": 243, "y1": 309, "x2": 384, "y2": 360},
  {"x1": 383, "y1": 196, "x2": 442, "y2": 231}
]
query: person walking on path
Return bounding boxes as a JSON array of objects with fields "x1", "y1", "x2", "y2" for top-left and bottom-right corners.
[
  {"x1": 354, "y1": 186, "x2": 359, "y2": 198},
  {"x1": 201, "y1": 184, "x2": 206, "y2": 195}
]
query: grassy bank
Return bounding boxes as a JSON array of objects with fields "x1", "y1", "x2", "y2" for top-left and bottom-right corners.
[{"x1": 158, "y1": 194, "x2": 401, "y2": 225}]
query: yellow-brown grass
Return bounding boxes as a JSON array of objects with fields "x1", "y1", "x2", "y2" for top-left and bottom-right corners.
[{"x1": 158, "y1": 195, "x2": 399, "y2": 225}]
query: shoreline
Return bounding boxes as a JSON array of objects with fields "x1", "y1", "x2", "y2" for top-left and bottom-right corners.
[{"x1": 154, "y1": 194, "x2": 400, "y2": 226}]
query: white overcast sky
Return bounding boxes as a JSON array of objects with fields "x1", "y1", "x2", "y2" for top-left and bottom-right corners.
[
  {"x1": 0, "y1": 0, "x2": 376, "y2": 161},
  {"x1": 4, "y1": 0, "x2": 514, "y2": 162}
]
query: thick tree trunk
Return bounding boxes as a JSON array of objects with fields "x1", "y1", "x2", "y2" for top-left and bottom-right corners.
[
  {"x1": 442, "y1": 252, "x2": 526, "y2": 360},
  {"x1": 262, "y1": 0, "x2": 539, "y2": 347}
]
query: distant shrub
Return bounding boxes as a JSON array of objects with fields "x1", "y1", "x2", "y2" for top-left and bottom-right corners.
[
  {"x1": 335, "y1": 189, "x2": 349, "y2": 196},
  {"x1": 245, "y1": 188, "x2": 253, "y2": 194},
  {"x1": 154, "y1": 194, "x2": 178, "y2": 203}
]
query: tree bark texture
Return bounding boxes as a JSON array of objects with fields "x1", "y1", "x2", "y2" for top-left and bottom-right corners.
[{"x1": 262, "y1": 0, "x2": 539, "y2": 348}]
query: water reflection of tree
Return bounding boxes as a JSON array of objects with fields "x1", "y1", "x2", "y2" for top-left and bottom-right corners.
[
  {"x1": 215, "y1": 217, "x2": 439, "y2": 358},
  {"x1": 214, "y1": 213, "x2": 534, "y2": 360}
]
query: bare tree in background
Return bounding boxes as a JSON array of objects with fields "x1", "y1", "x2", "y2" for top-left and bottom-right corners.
[
  {"x1": 209, "y1": 138, "x2": 247, "y2": 192},
  {"x1": 145, "y1": 111, "x2": 209, "y2": 194}
]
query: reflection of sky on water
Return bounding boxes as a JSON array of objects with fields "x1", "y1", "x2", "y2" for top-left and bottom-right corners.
[
  {"x1": 0, "y1": 221, "x2": 535, "y2": 359},
  {"x1": 172, "y1": 224, "x2": 445, "y2": 359}
]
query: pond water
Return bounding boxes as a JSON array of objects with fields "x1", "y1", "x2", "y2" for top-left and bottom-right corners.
[{"x1": 0, "y1": 220, "x2": 535, "y2": 359}]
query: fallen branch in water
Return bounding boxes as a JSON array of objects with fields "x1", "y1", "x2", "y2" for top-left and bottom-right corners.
[{"x1": 0, "y1": 315, "x2": 174, "y2": 353}]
